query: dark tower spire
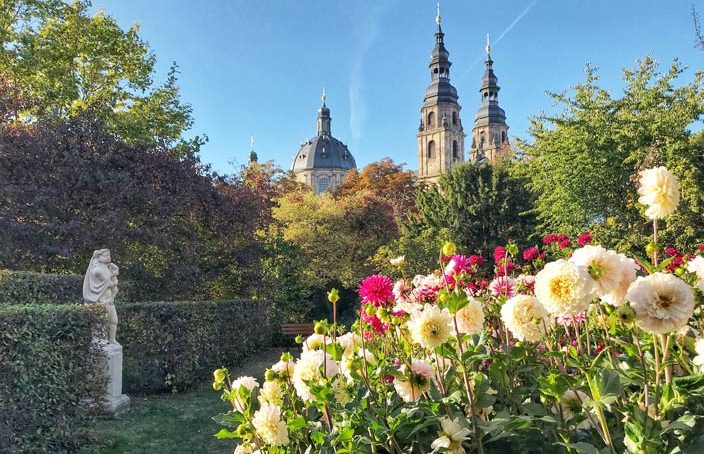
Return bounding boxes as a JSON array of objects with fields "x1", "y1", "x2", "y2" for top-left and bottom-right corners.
[
  {"x1": 316, "y1": 87, "x2": 331, "y2": 136},
  {"x1": 248, "y1": 135, "x2": 258, "y2": 164},
  {"x1": 470, "y1": 33, "x2": 510, "y2": 163}
]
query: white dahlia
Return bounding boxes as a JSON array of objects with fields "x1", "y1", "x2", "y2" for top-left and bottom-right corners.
[
  {"x1": 570, "y1": 245, "x2": 626, "y2": 297},
  {"x1": 337, "y1": 332, "x2": 362, "y2": 357},
  {"x1": 500, "y1": 295, "x2": 550, "y2": 342},
  {"x1": 534, "y1": 259, "x2": 595, "y2": 316},
  {"x1": 259, "y1": 380, "x2": 283, "y2": 406},
  {"x1": 627, "y1": 272, "x2": 695, "y2": 334},
  {"x1": 302, "y1": 333, "x2": 329, "y2": 351},
  {"x1": 455, "y1": 297, "x2": 484, "y2": 335},
  {"x1": 637, "y1": 166, "x2": 680, "y2": 220},
  {"x1": 430, "y1": 417, "x2": 470, "y2": 454},
  {"x1": 692, "y1": 338, "x2": 704, "y2": 373},
  {"x1": 687, "y1": 256, "x2": 704, "y2": 292},
  {"x1": 271, "y1": 359, "x2": 295, "y2": 379},
  {"x1": 292, "y1": 350, "x2": 338, "y2": 402},
  {"x1": 394, "y1": 359, "x2": 435, "y2": 402},
  {"x1": 407, "y1": 303, "x2": 453, "y2": 349},
  {"x1": 252, "y1": 403, "x2": 289, "y2": 447},
  {"x1": 600, "y1": 254, "x2": 637, "y2": 307},
  {"x1": 231, "y1": 376, "x2": 259, "y2": 412}
]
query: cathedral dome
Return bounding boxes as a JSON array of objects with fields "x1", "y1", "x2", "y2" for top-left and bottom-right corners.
[
  {"x1": 291, "y1": 134, "x2": 356, "y2": 172},
  {"x1": 291, "y1": 92, "x2": 357, "y2": 173}
]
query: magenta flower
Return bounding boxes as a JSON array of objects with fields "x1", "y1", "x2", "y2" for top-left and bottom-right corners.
[
  {"x1": 444, "y1": 254, "x2": 471, "y2": 276},
  {"x1": 468, "y1": 255, "x2": 484, "y2": 267},
  {"x1": 489, "y1": 276, "x2": 516, "y2": 298},
  {"x1": 493, "y1": 246, "x2": 507, "y2": 264},
  {"x1": 665, "y1": 247, "x2": 679, "y2": 256},
  {"x1": 556, "y1": 311, "x2": 587, "y2": 326},
  {"x1": 577, "y1": 231, "x2": 592, "y2": 246},
  {"x1": 358, "y1": 274, "x2": 394, "y2": 307},
  {"x1": 523, "y1": 246, "x2": 540, "y2": 261}
]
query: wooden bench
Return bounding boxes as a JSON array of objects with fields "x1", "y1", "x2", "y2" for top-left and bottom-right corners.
[{"x1": 280, "y1": 323, "x2": 315, "y2": 337}]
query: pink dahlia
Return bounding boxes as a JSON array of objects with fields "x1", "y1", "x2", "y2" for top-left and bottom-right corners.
[
  {"x1": 577, "y1": 231, "x2": 592, "y2": 246},
  {"x1": 698, "y1": 245, "x2": 704, "y2": 253},
  {"x1": 557, "y1": 311, "x2": 587, "y2": 326},
  {"x1": 665, "y1": 247, "x2": 679, "y2": 256},
  {"x1": 359, "y1": 275, "x2": 394, "y2": 307},
  {"x1": 543, "y1": 233, "x2": 558, "y2": 245},
  {"x1": 468, "y1": 255, "x2": 484, "y2": 267},
  {"x1": 495, "y1": 260, "x2": 516, "y2": 276},
  {"x1": 493, "y1": 246, "x2": 507, "y2": 264},
  {"x1": 489, "y1": 276, "x2": 516, "y2": 298},
  {"x1": 523, "y1": 246, "x2": 540, "y2": 262},
  {"x1": 360, "y1": 309, "x2": 389, "y2": 335},
  {"x1": 444, "y1": 254, "x2": 471, "y2": 276}
]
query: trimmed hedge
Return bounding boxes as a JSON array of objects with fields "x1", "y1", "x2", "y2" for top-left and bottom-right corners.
[
  {"x1": 0, "y1": 304, "x2": 107, "y2": 453},
  {"x1": 119, "y1": 299, "x2": 270, "y2": 393},
  {"x1": 0, "y1": 270, "x2": 82, "y2": 305},
  {"x1": 0, "y1": 270, "x2": 135, "y2": 305}
]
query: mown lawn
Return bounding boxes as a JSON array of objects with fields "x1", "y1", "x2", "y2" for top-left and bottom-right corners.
[{"x1": 81, "y1": 348, "x2": 286, "y2": 454}]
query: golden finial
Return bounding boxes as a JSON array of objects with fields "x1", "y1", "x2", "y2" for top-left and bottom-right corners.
[
  {"x1": 321, "y1": 86, "x2": 327, "y2": 106},
  {"x1": 436, "y1": 2, "x2": 441, "y2": 25},
  {"x1": 486, "y1": 33, "x2": 491, "y2": 56},
  {"x1": 250, "y1": 135, "x2": 255, "y2": 150}
]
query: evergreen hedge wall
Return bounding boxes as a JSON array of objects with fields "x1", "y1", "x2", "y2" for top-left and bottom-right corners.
[
  {"x1": 0, "y1": 304, "x2": 107, "y2": 453},
  {"x1": 119, "y1": 299, "x2": 270, "y2": 393}
]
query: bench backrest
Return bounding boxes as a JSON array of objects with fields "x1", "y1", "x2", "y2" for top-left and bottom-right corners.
[{"x1": 280, "y1": 323, "x2": 315, "y2": 336}]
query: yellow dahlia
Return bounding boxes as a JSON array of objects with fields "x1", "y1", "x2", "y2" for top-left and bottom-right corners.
[
  {"x1": 534, "y1": 259, "x2": 595, "y2": 316},
  {"x1": 407, "y1": 303, "x2": 453, "y2": 349}
]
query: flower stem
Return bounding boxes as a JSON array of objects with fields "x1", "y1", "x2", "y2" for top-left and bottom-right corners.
[{"x1": 453, "y1": 316, "x2": 484, "y2": 454}]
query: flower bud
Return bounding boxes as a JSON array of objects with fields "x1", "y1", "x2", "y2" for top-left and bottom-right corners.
[
  {"x1": 645, "y1": 243, "x2": 658, "y2": 257},
  {"x1": 281, "y1": 352, "x2": 293, "y2": 362},
  {"x1": 390, "y1": 255, "x2": 405, "y2": 266},
  {"x1": 617, "y1": 305, "x2": 636, "y2": 325},
  {"x1": 314, "y1": 321, "x2": 328, "y2": 335},
  {"x1": 327, "y1": 288, "x2": 340, "y2": 304},
  {"x1": 442, "y1": 241, "x2": 457, "y2": 257},
  {"x1": 212, "y1": 381, "x2": 223, "y2": 391},
  {"x1": 213, "y1": 368, "x2": 226, "y2": 383},
  {"x1": 507, "y1": 243, "x2": 519, "y2": 257},
  {"x1": 264, "y1": 369, "x2": 277, "y2": 382},
  {"x1": 364, "y1": 304, "x2": 377, "y2": 317}
]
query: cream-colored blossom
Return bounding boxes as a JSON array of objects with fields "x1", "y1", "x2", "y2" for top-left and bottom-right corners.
[
  {"x1": 394, "y1": 359, "x2": 435, "y2": 402},
  {"x1": 259, "y1": 380, "x2": 283, "y2": 406},
  {"x1": 687, "y1": 256, "x2": 704, "y2": 292},
  {"x1": 500, "y1": 295, "x2": 550, "y2": 342},
  {"x1": 292, "y1": 350, "x2": 339, "y2": 402},
  {"x1": 252, "y1": 403, "x2": 289, "y2": 447},
  {"x1": 534, "y1": 259, "x2": 595, "y2": 316},
  {"x1": 337, "y1": 332, "x2": 362, "y2": 357},
  {"x1": 570, "y1": 245, "x2": 626, "y2": 297},
  {"x1": 302, "y1": 333, "x2": 329, "y2": 351},
  {"x1": 600, "y1": 254, "x2": 637, "y2": 307},
  {"x1": 407, "y1": 303, "x2": 453, "y2": 349},
  {"x1": 390, "y1": 255, "x2": 406, "y2": 266},
  {"x1": 231, "y1": 376, "x2": 259, "y2": 412},
  {"x1": 637, "y1": 166, "x2": 680, "y2": 220},
  {"x1": 627, "y1": 273, "x2": 695, "y2": 334},
  {"x1": 234, "y1": 444, "x2": 253, "y2": 454},
  {"x1": 455, "y1": 297, "x2": 484, "y2": 335},
  {"x1": 271, "y1": 359, "x2": 295, "y2": 379},
  {"x1": 430, "y1": 417, "x2": 470, "y2": 453}
]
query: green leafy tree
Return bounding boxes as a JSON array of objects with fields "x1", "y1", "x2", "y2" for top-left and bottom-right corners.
[
  {"x1": 415, "y1": 160, "x2": 535, "y2": 254},
  {"x1": 0, "y1": 0, "x2": 198, "y2": 155},
  {"x1": 519, "y1": 57, "x2": 704, "y2": 249}
]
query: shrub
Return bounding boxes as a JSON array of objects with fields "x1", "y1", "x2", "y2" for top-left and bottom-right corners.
[
  {"x1": 0, "y1": 304, "x2": 107, "y2": 453},
  {"x1": 119, "y1": 299, "x2": 270, "y2": 393},
  {"x1": 0, "y1": 270, "x2": 136, "y2": 306}
]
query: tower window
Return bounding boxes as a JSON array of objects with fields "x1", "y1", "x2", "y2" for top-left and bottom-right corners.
[
  {"x1": 452, "y1": 141, "x2": 459, "y2": 160},
  {"x1": 479, "y1": 132, "x2": 485, "y2": 149},
  {"x1": 501, "y1": 131, "x2": 507, "y2": 143},
  {"x1": 427, "y1": 111, "x2": 435, "y2": 127},
  {"x1": 318, "y1": 177, "x2": 330, "y2": 193},
  {"x1": 427, "y1": 140, "x2": 435, "y2": 159},
  {"x1": 452, "y1": 111, "x2": 457, "y2": 126}
]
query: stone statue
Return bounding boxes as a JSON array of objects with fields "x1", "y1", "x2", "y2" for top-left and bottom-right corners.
[{"x1": 83, "y1": 249, "x2": 119, "y2": 344}]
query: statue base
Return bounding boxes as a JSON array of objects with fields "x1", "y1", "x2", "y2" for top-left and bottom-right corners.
[{"x1": 100, "y1": 341, "x2": 130, "y2": 415}]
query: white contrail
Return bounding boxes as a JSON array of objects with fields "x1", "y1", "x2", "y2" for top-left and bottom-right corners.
[{"x1": 460, "y1": 0, "x2": 538, "y2": 78}]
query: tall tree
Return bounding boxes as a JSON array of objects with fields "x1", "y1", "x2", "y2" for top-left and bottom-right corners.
[
  {"x1": 416, "y1": 160, "x2": 535, "y2": 254},
  {"x1": 519, "y1": 57, "x2": 704, "y2": 249},
  {"x1": 335, "y1": 158, "x2": 417, "y2": 219},
  {"x1": 0, "y1": 0, "x2": 198, "y2": 155}
]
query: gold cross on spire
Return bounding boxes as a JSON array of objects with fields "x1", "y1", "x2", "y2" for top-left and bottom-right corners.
[
  {"x1": 436, "y1": 2, "x2": 441, "y2": 25},
  {"x1": 486, "y1": 32, "x2": 491, "y2": 56},
  {"x1": 250, "y1": 135, "x2": 255, "y2": 150},
  {"x1": 321, "y1": 86, "x2": 327, "y2": 106}
]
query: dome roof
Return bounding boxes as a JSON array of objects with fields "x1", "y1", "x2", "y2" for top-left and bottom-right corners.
[{"x1": 291, "y1": 134, "x2": 356, "y2": 172}]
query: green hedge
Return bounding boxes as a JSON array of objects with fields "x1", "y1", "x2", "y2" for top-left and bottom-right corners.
[
  {"x1": 119, "y1": 299, "x2": 270, "y2": 393},
  {"x1": 0, "y1": 270, "x2": 135, "y2": 305},
  {"x1": 0, "y1": 304, "x2": 107, "y2": 453}
]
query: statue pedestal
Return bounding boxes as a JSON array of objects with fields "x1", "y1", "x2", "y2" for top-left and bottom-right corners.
[{"x1": 101, "y1": 341, "x2": 130, "y2": 414}]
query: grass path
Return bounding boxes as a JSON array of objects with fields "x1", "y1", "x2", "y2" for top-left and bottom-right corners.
[{"x1": 81, "y1": 348, "x2": 286, "y2": 454}]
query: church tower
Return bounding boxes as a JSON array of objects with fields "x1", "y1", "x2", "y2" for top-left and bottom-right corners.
[
  {"x1": 417, "y1": 4, "x2": 465, "y2": 184},
  {"x1": 469, "y1": 34, "x2": 510, "y2": 163}
]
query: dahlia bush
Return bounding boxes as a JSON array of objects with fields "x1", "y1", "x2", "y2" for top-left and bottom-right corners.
[{"x1": 213, "y1": 167, "x2": 704, "y2": 453}]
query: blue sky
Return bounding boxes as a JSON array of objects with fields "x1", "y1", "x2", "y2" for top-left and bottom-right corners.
[{"x1": 91, "y1": 0, "x2": 702, "y2": 174}]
